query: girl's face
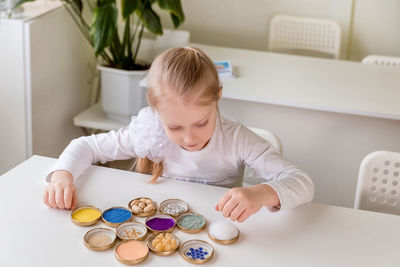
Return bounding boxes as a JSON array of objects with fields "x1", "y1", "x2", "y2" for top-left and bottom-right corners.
[{"x1": 157, "y1": 94, "x2": 218, "y2": 152}]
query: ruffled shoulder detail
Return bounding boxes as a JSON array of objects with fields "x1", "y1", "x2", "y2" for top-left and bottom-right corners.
[{"x1": 129, "y1": 106, "x2": 174, "y2": 163}]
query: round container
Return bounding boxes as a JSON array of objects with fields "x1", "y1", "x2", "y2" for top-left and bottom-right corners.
[
  {"x1": 159, "y1": 199, "x2": 189, "y2": 217},
  {"x1": 83, "y1": 228, "x2": 117, "y2": 251},
  {"x1": 208, "y1": 220, "x2": 240, "y2": 245},
  {"x1": 116, "y1": 222, "x2": 148, "y2": 241},
  {"x1": 115, "y1": 240, "x2": 149, "y2": 265},
  {"x1": 128, "y1": 197, "x2": 157, "y2": 217},
  {"x1": 180, "y1": 239, "x2": 214, "y2": 264},
  {"x1": 176, "y1": 212, "x2": 207, "y2": 234},
  {"x1": 147, "y1": 232, "x2": 180, "y2": 256},
  {"x1": 145, "y1": 214, "x2": 176, "y2": 233},
  {"x1": 102, "y1": 206, "x2": 132, "y2": 228},
  {"x1": 71, "y1": 206, "x2": 102, "y2": 226}
]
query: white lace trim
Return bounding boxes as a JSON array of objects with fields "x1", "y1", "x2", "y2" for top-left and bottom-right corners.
[{"x1": 130, "y1": 107, "x2": 174, "y2": 163}]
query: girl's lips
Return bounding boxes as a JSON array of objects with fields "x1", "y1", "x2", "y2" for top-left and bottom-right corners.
[{"x1": 186, "y1": 144, "x2": 198, "y2": 147}]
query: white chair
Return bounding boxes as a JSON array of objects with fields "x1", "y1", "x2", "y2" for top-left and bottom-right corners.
[
  {"x1": 242, "y1": 127, "x2": 283, "y2": 187},
  {"x1": 153, "y1": 29, "x2": 190, "y2": 56},
  {"x1": 361, "y1": 55, "x2": 400, "y2": 67},
  {"x1": 268, "y1": 14, "x2": 341, "y2": 59},
  {"x1": 354, "y1": 151, "x2": 400, "y2": 215}
]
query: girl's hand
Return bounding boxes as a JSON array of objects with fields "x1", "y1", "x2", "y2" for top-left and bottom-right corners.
[
  {"x1": 215, "y1": 184, "x2": 280, "y2": 222},
  {"x1": 43, "y1": 170, "x2": 78, "y2": 210}
]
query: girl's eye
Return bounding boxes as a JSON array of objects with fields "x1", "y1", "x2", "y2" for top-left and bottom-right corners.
[
  {"x1": 195, "y1": 120, "x2": 208, "y2": 128},
  {"x1": 168, "y1": 126, "x2": 182, "y2": 131}
]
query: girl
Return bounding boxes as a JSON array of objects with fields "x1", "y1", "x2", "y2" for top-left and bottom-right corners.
[{"x1": 44, "y1": 47, "x2": 314, "y2": 223}]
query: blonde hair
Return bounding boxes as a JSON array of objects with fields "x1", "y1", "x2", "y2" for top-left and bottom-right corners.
[{"x1": 135, "y1": 47, "x2": 220, "y2": 182}]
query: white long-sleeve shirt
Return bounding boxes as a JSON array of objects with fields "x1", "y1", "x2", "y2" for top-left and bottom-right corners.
[{"x1": 47, "y1": 108, "x2": 314, "y2": 211}]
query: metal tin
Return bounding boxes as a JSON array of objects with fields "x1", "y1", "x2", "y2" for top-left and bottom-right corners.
[
  {"x1": 208, "y1": 231, "x2": 240, "y2": 245},
  {"x1": 101, "y1": 206, "x2": 132, "y2": 228},
  {"x1": 180, "y1": 239, "x2": 214, "y2": 264},
  {"x1": 159, "y1": 199, "x2": 189, "y2": 217},
  {"x1": 147, "y1": 232, "x2": 180, "y2": 256},
  {"x1": 70, "y1": 206, "x2": 102, "y2": 227},
  {"x1": 128, "y1": 197, "x2": 157, "y2": 217},
  {"x1": 83, "y1": 228, "x2": 117, "y2": 251},
  {"x1": 114, "y1": 240, "x2": 149, "y2": 265},
  {"x1": 145, "y1": 214, "x2": 176, "y2": 233},
  {"x1": 207, "y1": 220, "x2": 240, "y2": 245},
  {"x1": 116, "y1": 222, "x2": 148, "y2": 241},
  {"x1": 176, "y1": 212, "x2": 207, "y2": 234}
]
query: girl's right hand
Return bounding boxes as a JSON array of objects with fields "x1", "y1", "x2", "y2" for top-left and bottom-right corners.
[{"x1": 43, "y1": 170, "x2": 78, "y2": 210}]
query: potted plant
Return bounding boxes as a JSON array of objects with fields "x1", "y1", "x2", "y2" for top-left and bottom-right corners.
[{"x1": 15, "y1": 0, "x2": 185, "y2": 122}]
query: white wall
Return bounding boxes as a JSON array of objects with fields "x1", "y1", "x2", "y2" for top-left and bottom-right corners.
[
  {"x1": 0, "y1": 21, "x2": 29, "y2": 174},
  {"x1": 0, "y1": 5, "x2": 94, "y2": 175},
  {"x1": 28, "y1": 8, "x2": 94, "y2": 158},
  {"x1": 158, "y1": 0, "x2": 400, "y2": 61},
  {"x1": 158, "y1": 0, "x2": 352, "y2": 59},
  {"x1": 349, "y1": 0, "x2": 400, "y2": 61}
]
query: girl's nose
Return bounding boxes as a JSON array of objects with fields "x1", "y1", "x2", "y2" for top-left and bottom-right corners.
[{"x1": 183, "y1": 130, "x2": 196, "y2": 144}]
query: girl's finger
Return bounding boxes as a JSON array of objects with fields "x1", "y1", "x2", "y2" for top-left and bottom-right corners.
[
  {"x1": 64, "y1": 186, "x2": 72, "y2": 210},
  {"x1": 71, "y1": 190, "x2": 78, "y2": 210},
  {"x1": 43, "y1": 189, "x2": 50, "y2": 207},
  {"x1": 217, "y1": 191, "x2": 232, "y2": 211},
  {"x1": 55, "y1": 187, "x2": 65, "y2": 209},
  {"x1": 221, "y1": 198, "x2": 239, "y2": 218},
  {"x1": 229, "y1": 204, "x2": 246, "y2": 221},
  {"x1": 48, "y1": 187, "x2": 57, "y2": 208},
  {"x1": 237, "y1": 209, "x2": 252, "y2": 223}
]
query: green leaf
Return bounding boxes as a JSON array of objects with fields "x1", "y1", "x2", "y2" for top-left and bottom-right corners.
[
  {"x1": 156, "y1": 0, "x2": 184, "y2": 27},
  {"x1": 90, "y1": 2, "x2": 118, "y2": 56},
  {"x1": 136, "y1": 0, "x2": 162, "y2": 35},
  {"x1": 170, "y1": 13, "x2": 180, "y2": 28},
  {"x1": 121, "y1": 0, "x2": 139, "y2": 19},
  {"x1": 12, "y1": 0, "x2": 35, "y2": 9},
  {"x1": 97, "y1": 0, "x2": 115, "y2": 6}
]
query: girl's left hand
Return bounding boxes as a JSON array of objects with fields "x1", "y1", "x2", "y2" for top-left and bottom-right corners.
[{"x1": 215, "y1": 184, "x2": 280, "y2": 222}]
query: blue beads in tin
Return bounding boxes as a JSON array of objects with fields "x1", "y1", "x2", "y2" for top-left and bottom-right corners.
[{"x1": 187, "y1": 247, "x2": 207, "y2": 260}]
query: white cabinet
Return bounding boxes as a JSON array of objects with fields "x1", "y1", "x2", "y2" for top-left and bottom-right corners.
[{"x1": 0, "y1": 1, "x2": 94, "y2": 174}]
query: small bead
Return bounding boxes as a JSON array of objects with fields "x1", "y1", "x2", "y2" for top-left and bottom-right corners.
[{"x1": 204, "y1": 252, "x2": 208, "y2": 255}]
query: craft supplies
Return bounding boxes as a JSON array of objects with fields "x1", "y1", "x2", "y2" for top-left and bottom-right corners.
[
  {"x1": 177, "y1": 212, "x2": 207, "y2": 233},
  {"x1": 147, "y1": 233, "x2": 179, "y2": 256},
  {"x1": 145, "y1": 214, "x2": 176, "y2": 233},
  {"x1": 71, "y1": 206, "x2": 102, "y2": 226},
  {"x1": 101, "y1": 207, "x2": 132, "y2": 227},
  {"x1": 208, "y1": 220, "x2": 240, "y2": 245},
  {"x1": 115, "y1": 240, "x2": 149, "y2": 265},
  {"x1": 116, "y1": 222, "x2": 147, "y2": 241},
  {"x1": 180, "y1": 240, "x2": 214, "y2": 264},
  {"x1": 128, "y1": 197, "x2": 156, "y2": 217},
  {"x1": 83, "y1": 228, "x2": 117, "y2": 251},
  {"x1": 159, "y1": 199, "x2": 188, "y2": 217}
]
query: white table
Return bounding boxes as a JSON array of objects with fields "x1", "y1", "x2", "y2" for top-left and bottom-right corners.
[
  {"x1": 0, "y1": 156, "x2": 398, "y2": 266},
  {"x1": 194, "y1": 43, "x2": 400, "y2": 120}
]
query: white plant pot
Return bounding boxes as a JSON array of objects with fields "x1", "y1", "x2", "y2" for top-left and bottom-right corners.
[{"x1": 98, "y1": 65, "x2": 148, "y2": 123}]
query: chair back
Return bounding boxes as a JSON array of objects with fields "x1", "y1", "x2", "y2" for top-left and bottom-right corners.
[
  {"x1": 242, "y1": 127, "x2": 282, "y2": 187},
  {"x1": 268, "y1": 14, "x2": 341, "y2": 59},
  {"x1": 362, "y1": 55, "x2": 400, "y2": 67},
  {"x1": 355, "y1": 151, "x2": 400, "y2": 215}
]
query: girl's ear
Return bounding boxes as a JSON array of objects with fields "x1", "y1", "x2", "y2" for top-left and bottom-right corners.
[{"x1": 218, "y1": 87, "x2": 223, "y2": 100}]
